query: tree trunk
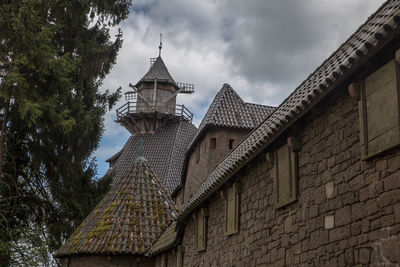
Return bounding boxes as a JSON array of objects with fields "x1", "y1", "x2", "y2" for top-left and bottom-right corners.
[{"x1": 0, "y1": 99, "x2": 10, "y2": 183}]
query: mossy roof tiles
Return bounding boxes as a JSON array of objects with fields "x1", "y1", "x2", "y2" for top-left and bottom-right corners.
[{"x1": 56, "y1": 159, "x2": 177, "y2": 257}]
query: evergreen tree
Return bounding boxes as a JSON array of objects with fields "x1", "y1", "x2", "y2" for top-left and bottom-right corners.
[{"x1": 0, "y1": 0, "x2": 131, "y2": 265}]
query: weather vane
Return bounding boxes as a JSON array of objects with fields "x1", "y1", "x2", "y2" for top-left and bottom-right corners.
[{"x1": 158, "y1": 33, "x2": 163, "y2": 57}]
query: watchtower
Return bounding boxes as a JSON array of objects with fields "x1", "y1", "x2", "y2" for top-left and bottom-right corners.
[{"x1": 116, "y1": 37, "x2": 194, "y2": 134}]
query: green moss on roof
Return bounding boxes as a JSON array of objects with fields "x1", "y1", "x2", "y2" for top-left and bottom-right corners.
[{"x1": 56, "y1": 160, "x2": 178, "y2": 257}]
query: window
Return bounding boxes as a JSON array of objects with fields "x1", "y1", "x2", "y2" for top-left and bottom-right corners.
[
  {"x1": 229, "y1": 139, "x2": 235, "y2": 150},
  {"x1": 225, "y1": 183, "x2": 240, "y2": 235},
  {"x1": 195, "y1": 143, "x2": 200, "y2": 163},
  {"x1": 197, "y1": 208, "x2": 208, "y2": 252},
  {"x1": 176, "y1": 245, "x2": 184, "y2": 267},
  {"x1": 210, "y1": 138, "x2": 216, "y2": 149},
  {"x1": 160, "y1": 254, "x2": 167, "y2": 267},
  {"x1": 271, "y1": 140, "x2": 299, "y2": 208},
  {"x1": 359, "y1": 59, "x2": 400, "y2": 159}
]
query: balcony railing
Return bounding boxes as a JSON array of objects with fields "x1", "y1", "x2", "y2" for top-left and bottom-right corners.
[{"x1": 116, "y1": 101, "x2": 193, "y2": 123}]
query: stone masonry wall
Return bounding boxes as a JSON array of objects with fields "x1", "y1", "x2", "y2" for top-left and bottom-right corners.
[
  {"x1": 182, "y1": 87, "x2": 400, "y2": 266},
  {"x1": 61, "y1": 255, "x2": 155, "y2": 267},
  {"x1": 183, "y1": 128, "x2": 249, "y2": 206}
]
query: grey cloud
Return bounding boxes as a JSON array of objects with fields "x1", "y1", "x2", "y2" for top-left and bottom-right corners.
[{"x1": 219, "y1": 0, "x2": 383, "y2": 86}]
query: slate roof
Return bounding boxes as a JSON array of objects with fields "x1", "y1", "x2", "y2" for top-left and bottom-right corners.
[
  {"x1": 135, "y1": 57, "x2": 178, "y2": 89},
  {"x1": 148, "y1": 221, "x2": 178, "y2": 255},
  {"x1": 109, "y1": 121, "x2": 197, "y2": 195},
  {"x1": 56, "y1": 158, "x2": 177, "y2": 257},
  {"x1": 177, "y1": 0, "x2": 400, "y2": 222},
  {"x1": 187, "y1": 84, "x2": 275, "y2": 151}
]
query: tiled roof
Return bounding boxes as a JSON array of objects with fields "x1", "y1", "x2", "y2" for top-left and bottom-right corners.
[
  {"x1": 148, "y1": 221, "x2": 178, "y2": 255},
  {"x1": 110, "y1": 121, "x2": 197, "y2": 194},
  {"x1": 188, "y1": 84, "x2": 275, "y2": 151},
  {"x1": 56, "y1": 158, "x2": 177, "y2": 257},
  {"x1": 135, "y1": 57, "x2": 178, "y2": 88},
  {"x1": 177, "y1": 0, "x2": 400, "y2": 222}
]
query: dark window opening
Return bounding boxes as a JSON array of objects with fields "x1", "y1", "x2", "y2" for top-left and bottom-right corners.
[
  {"x1": 195, "y1": 143, "x2": 200, "y2": 163},
  {"x1": 210, "y1": 138, "x2": 216, "y2": 149},
  {"x1": 229, "y1": 139, "x2": 235, "y2": 150}
]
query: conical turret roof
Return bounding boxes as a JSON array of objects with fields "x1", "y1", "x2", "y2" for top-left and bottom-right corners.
[
  {"x1": 56, "y1": 158, "x2": 177, "y2": 257},
  {"x1": 187, "y1": 83, "x2": 275, "y2": 152},
  {"x1": 135, "y1": 57, "x2": 178, "y2": 89}
]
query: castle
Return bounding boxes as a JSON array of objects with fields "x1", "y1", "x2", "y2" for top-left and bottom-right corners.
[{"x1": 57, "y1": 1, "x2": 400, "y2": 266}]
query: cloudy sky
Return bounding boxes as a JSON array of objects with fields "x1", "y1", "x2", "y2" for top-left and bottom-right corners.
[{"x1": 94, "y1": 0, "x2": 383, "y2": 177}]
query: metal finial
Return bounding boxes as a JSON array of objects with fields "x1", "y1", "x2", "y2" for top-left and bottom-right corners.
[{"x1": 158, "y1": 33, "x2": 163, "y2": 57}]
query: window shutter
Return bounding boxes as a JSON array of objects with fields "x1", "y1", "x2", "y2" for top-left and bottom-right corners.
[
  {"x1": 225, "y1": 183, "x2": 240, "y2": 235},
  {"x1": 176, "y1": 245, "x2": 184, "y2": 267},
  {"x1": 197, "y1": 211, "x2": 206, "y2": 251},
  {"x1": 160, "y1": 254, "x2": 166, "y2": 267},
  {"x1": 359, "y1": 59, "x2": 400, "y2": 159},
  {"x1": 273, "y1": 143, "x2": 298, "y2": 208}
]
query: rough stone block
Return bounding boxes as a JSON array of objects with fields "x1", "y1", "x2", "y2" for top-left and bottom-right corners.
[
  {"x1": 359, "y1": 248, "x2": 371, "y2": 264},
  {"x1": 284, "y1": 216, "x2": 292, "y2": 233},
  {"x1": 383, "y1": 173, "x2": 400, "y2": 191},
  {"x1": 394, "y1": 203, "x2": 400, "y2": 222},
  {"x1": 325, "y1": 215, "x2": 334, "y2": 229},
  {"x1": 325, "y1": 181, "x2": 335, "y2": 199},
  {"x1": 329, "y1": 226, "x2": 350, "y2": 242},
  {"x1": 335, "y1": 206, "x2": 352, "y2": 226},
  {"x1": 381, "y1": 238, "x2": 400, "y2": 263}
]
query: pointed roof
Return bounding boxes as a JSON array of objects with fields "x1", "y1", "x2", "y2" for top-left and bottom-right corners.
[
  {"x1": 56, "y1": 158, "x2": 178, "y2": 257},
  {"x1": 187, "y1": 83, "x2": 275, "y2": 152},
  {"x1": 135, "y1": 57, "x2": 178, "y2": 88},
  {"x1": 108, "y1": 121, "x2": 197, "y2": 195}
]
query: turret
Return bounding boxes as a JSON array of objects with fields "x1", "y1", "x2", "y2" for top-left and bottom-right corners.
[{"x1": 116, "y1": 37, "x2": 194, "y2": 134}]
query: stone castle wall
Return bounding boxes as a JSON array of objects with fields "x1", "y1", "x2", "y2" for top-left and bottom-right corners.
[
  {"x1": 181, "y1": 86, "x2": 400, "y2": 266},
  {"x1": 183, "y1": 128, "x2": 250, "y2": 205}
]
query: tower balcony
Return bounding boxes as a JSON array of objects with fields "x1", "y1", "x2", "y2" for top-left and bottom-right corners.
[
  {"x1": 115, "y1": 99, "x2": 193, "y2": 134},
  {"x1": 116, "y1": 101, "x2": 193, "y2": 122}
]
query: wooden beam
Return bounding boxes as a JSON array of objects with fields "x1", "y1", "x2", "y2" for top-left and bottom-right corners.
[
  {"x1": 395, "y1": 48, "x2": 400, "y2": 64},
  {"x1": 348, "y1": 82, "x2": 361, "y2": 101}
]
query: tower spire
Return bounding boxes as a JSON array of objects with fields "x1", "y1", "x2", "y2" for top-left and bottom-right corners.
[{"x1": 158, "y1": 33, "x2": 163, "y2": 57}]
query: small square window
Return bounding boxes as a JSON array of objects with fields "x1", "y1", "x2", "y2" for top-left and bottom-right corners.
[
  {"x1": 229, "y1": 139, "x2": 235, "y2": 150},
  {"x1": 195, "y1": 143, "x2": 200, "y2": 163},
  {"x1": 210, "y1": 138, "x2": 216, "y2": 149}
]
